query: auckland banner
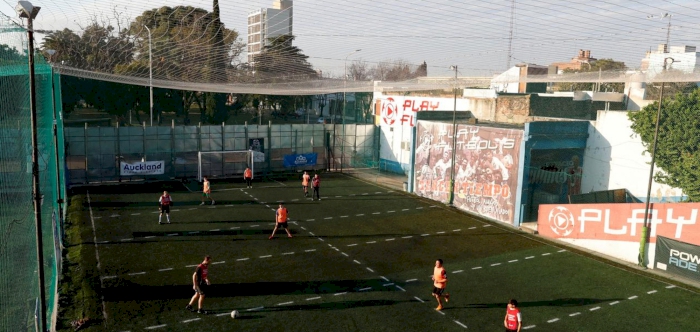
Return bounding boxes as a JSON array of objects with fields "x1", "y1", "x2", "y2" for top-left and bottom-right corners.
[
  {"x1": 120, "y1": 161, "x2": 165, "y2": 176},
  {"x1": 283, "y1": 153, "x2": 318, "y2": 167},
  {"x1": 414, "y1": 121, "x2": 523, "y2": 224},
  {"x1": 655, "y1": 236, "x2": 700, "y2": 282}
]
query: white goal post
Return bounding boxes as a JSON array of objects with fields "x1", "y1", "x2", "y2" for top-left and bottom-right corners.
[{"x1": 197, "y1": 150, "x2": 255, "y2": 182}]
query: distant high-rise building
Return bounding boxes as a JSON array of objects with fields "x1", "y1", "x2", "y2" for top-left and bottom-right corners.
[{"x1": 247, "y1": 0, "x2": 293, "y2": 65}]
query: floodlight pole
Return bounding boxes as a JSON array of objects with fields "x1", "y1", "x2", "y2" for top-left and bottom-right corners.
[
  {"x1": 341, "y1": 49, "x2": 361, "y2": 173},
  {"x1": 144, "y1": 25, "x2": 153, "y2": 126},
  {"x1": 18, "y1": 1, "x2": 47, "y2": 330},
  {"x1": 448, "y1": 65, "x2": 458, "y2": 206},
  {"x1": 639, "y1": 57, "x2": 674, "y2": 267}
]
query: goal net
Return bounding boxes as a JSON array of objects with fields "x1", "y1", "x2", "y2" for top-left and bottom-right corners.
[{"x1": 197, "y1": 150, "x2": 260, "y2": 182}]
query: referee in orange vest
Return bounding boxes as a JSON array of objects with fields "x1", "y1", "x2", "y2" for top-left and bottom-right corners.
[{"x1": 269, "y1": 203, "x2": 293, "y2": 239}]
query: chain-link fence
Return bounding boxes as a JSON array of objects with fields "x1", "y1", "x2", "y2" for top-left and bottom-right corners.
[{"x1": 0, "y1": 15, "x2": 65, "y2": 332}]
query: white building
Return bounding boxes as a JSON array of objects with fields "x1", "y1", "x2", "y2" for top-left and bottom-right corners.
[
  {"x1": 247, "y1": 0, "x2": 293, "y2": 65},
  {"x1": 643, "y1": 44, "x2": 700, "y2": 78}
]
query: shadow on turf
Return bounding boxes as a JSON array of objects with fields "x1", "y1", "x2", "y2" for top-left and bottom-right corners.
[
  {"x1": 86, "y1": 200, "x2": 258, "y2": 208},
  {"x1": 129, "y1": 229, "x2": 294, "y2": 238},
  {"x1": 466, "y1": 298, "x2": 624, "y2": 309},
  {"x1": 102, "y1": 279, "x2": 401, "y2": 302}
]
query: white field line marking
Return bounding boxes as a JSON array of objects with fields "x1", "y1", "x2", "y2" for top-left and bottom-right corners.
[
  {"x1": 362, "y1": 193, "x2": 369, "y2": 195},
  {"x1": 215, "y1": 312, "x2": 229, "y2": 317},
  {"x1": 436, "y1": 231, "x2": 445, "y2": 234},
  {"x1": 277, "y1": 301, "x2": 293, "y2": 306},
  {"x1": 236, "y1": 258, "x2": 250, "y2": 261},
  {"x1": 145, "y1": 324, "x2": 167, "y2": 330},
  {"x1": 182, "y1": 318, "x2": 200, "y2": 323},
  {"x1": 421, "y1": 234, "x2": 430, "y2": 237},
  {"x1": 305, "y1": 249, "x2": 316, "y2": 252},
  {"x1": 259, "y1": 255, "x2": 272, "y2": 258},
  {"x1": 366, "y1": 267, "x2": 374, "y2": 272},
  {"x1": 98, "y1": 241, "x2": 109, "y2": 244},
  {"x1": 144, "y1": 236, "x2": 155, "y2": 239},
  {"x1": 359, "y1": 287, "x2": 372, "y2": 291},
  {"x1": 375, "y1": 192, "x2": 382, "y2": 194},
  {"x1": 372, "y1": 212, "x2": 381, "y2": 215},
  {"x1": 383, "y1": 283, "x2": 395, "y2": 286},
  {"x1": 508, "y1": 260, "x2": 518, "y2": 263},
  {"x1": 186, "y1": 264, "x2": 198, "y2": 267},
  {"x1": 402, "y1": 236, "x2": 413, "y2": 239},
  {"x1": 590, "y1": 307, "x2": 601, "y2": 311},
  {"x1": 388, "y1": 210, "x2": 395, "y2": 213},
  {"x1": 341, "y1": 215, "x2": 349, "y2": 218},
  {"x1": 547, "y1": 318, "x2": 560, "y2": 323},
  {"x1": 666, "y1": 285, "x2": 676, "y2": 289},
  {"x1": 453, "y1": 270, "x2": 463, "y2": 273},
  {"x1": 436, "y1": 310, "x2": 445, "y2": 316},
  {"x1": 212, "y1": 261, "x2": 225, "y2": 265},
  {"x1": 334, "y1": 292, "x2": 347, "y2": 296},
  {"x1": 336, "y1": 195, "x2": 342, "y2": 198},
  {"x1": 483, "y1": 225, "x2": 491, "y2": 227},
  {"x1": 453, "y1": 229, "x2": 461, "y2": 232},
  {"x1": 341, "y1": 252, "x2": 349, "y2": 257},
  {"x1": 121, "y1": 238, "x2": 133, "y2": 242},
  {"x1": 225, "y1": 204, "x2": 233, "y2": 207},
  {"x1": 366, "y1": 241, "x2": 376, "y2": 244},
  {"x1": 525, "y1": 256, "x2": 535, "y2": 259},
  {"x1": 406, "y1": 279, "x2": 418, "y2": 282},
  {"x1": 385, "y1": 238, "x2": 395, "y2": 241},
  {"x1": 282, "y1": 252, "x2": 295, "y2": 255},
  {"x1": 356, "y1": 214, "x2": 365, "y2": 216},
  {"x1": 151, "y1": 211, "x2": 159, "y2": 214},
  {"x1": 347, "y1": 244, "x2": 358, "y2": 247},
  {"x1": 230, "y1": 227, "x2": 239, "y2": 230},
  {"x1": 491, "y1": 263, "x2": 501, "y2": 266},
  {"x1": 166, "y1": 233, "x2": 178, "y2": 236},
  {"x1": 350, "y1": 194, "x2": 356, "y2": 196},
  {"x1": 318, "y1": 238, "x2": 325, "y2": 242},
  {"x1": 101, "y1": 275, "x2": 116, "y2": 280},
  {"x1": 93, "y1": 216, "x2": 102, "y2": 219},
  {"x1": 188, "y1": 208, "x2": 196, "y2": 210},
  {"x1": 472, "y1": 266, "x2": 482, "y2": 270},
  {"x1": 210, "y1": 229, "x2": 220, "y2": 232},
  {"x1": 569, "y1": 312, "x2": 581, "y2": 316},
  {"x1": 246, "y1": 306, "x2": 264, "y2": 311},
  {"x1": 454, "y1": 320, "x2": 467, "y2": 329},
  {"x1": 558, "y1": 249, "x2": 567, "y2": 252},
  {"x1": 395, "y1": 285, "x2": 406, "y2": 291},
  {"x1": 414, "y1": 296, "x2": 425, "y2": 303},
  {"x1": 158, "y1": 268, "x2": 173, "y2": 272},
  {"x1": 306, "y1": 296, "x2": 321, "y2": 301},
  {"x1": 307, "y1": 219, "x2": 315, "y2": 221},
  {"x1": 610, "y1": 301, "x2": 620, "y2": 305},
  {"x1": 416, "y1": 207, "x2": 423, "y2": 210},
  {"x1": 189, "y1": 231, "x2": 200, "y2": 234},
  {"x1": 647, "y1": 290, "x2": 657, "y2": 294},
  {"x1": 523, "y1": 325, "x2": 536, "y2": 330},
  {"x1": 402, "y1": 209, "x2": 410, "y2": 211},
  {"x1": 309, "y1": 232, "x2": 315, "y2": 236},
  {"x1": 110, "y1": 214, "x2": 119, "y2": 217},
  {"x1": 353, "y1": 260, "x2": 361, "y2": 264},
  {"x1": 86, "y1": 192, "x2": 108, "y2": 322},
  {"x1": 324, "y1": 217, "x2": 333, "y2": 219},
  {"x1": 380, "y1": 276, "x2": 390, "y2": 282},
  {"x1": 301, "y1": 227, "x2": 307, "y2": 230},
  {"x1": 542, "y1": 253, "x2": 551, "y2": 256},
  {"x1": 468, "y1": 227, "x2": 477, "y2": 229}
]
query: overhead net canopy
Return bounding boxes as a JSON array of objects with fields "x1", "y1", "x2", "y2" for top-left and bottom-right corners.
[{"x1": 3, "y1": 0, "x2": 700, "y2": 95}]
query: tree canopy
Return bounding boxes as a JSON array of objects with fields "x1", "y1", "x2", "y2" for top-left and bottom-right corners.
[
  {"x1": 253, "y1": 35, "x2": 317, "y2": 81},
  {"x1": 628, "y1": 88, "x2": 700, "y2": 201}
]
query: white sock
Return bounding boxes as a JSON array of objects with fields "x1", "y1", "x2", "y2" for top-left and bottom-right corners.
[
  {"x1": 158, "y1": 216, "x2": 161, "y2": 223},
  {"x1": 167, "y1": 215, "x2": 170, "y2": 222}
]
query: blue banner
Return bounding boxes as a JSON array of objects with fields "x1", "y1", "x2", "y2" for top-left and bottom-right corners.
[{"x1": 283, "y1": 153, "x2": 318, "y2": 167}]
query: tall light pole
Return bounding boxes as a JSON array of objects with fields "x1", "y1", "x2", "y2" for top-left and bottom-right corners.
[
  {"x1": 647, "y1": 13, "x2": 673, "y2": 50},
  {"x1": 341, "y1": 49, "x2": 361, "y2": 172},
  {"x1": 16, "y1": 2, "x2": 46, "y2": 331},
  {"x1": 144, "y1": 25, "x2": 153, "y2": 126},
  {"x1": 448, "y1": 65, "x2": 458, "y2": 206},
  {"x1": 639, "y1": 57, "x2": 676, "y2": 267}
]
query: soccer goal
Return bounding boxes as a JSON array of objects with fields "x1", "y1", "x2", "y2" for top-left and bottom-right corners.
[{"x1": 197, "y1": 150, "x2": 256, "y2": 182}]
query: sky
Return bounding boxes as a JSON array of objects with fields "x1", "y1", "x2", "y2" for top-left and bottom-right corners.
[{"x1": 1, "y1": 0, "x2": 699, "y2": 79}]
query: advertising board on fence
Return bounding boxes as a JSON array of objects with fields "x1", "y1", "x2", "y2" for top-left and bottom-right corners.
[
  {"x1": 250, "y1": 138, "x2": 265, "y2": 162},
  {"x1": 538, "y1": 203, "x2": 700, "y2": 245},
  {"x1": 283, "y1": 153, "x2": 318, "y2": 167},
  {"x1": 655, "y1": 236, "x2": 700, "y2": 282},
  {"x1": 414, "y1": 121, "x2": 522, "y2": 224},
  {"x1": 120, "y1": 161, "x2": 165, "y2": 176}
]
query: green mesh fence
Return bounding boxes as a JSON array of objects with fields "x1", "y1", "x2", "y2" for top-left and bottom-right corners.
[{"x1": 0, "y1": 15, "x2": 65, "y2": 331}]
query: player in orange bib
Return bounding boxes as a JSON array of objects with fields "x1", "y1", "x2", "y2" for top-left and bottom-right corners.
[
  {"x1": 244, "y1": 167, "x2": 253, "y2": 188},
  {"x1": 269, "y1": 203, "x2": 292, "y2": 239},
  {"x1": 431, "y1": 258, "x2": 450, "y2": 311},
  {"x1": 504, "y1": 299, "x2": 522, "y2": 332},
  {"x1": 200, "y1": 176, "x2": 215, "y2": 205},
  {"x1": 301, "y1": 171, "x2": 310, "y2": 197},
  {"x1": 158, "y1": 191, "x2": 173, "y2": 224}
]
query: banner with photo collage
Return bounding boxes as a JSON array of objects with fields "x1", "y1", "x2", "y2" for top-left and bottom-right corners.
[{"x1": 414, "y1": 121, "x2": 523, "y2": 224}]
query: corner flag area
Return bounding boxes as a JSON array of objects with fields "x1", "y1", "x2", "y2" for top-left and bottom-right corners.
[{"x1": 79, "y1": 174, "x2": 699, "y2": 331}]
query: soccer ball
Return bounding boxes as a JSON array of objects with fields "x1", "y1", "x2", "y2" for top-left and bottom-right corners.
[{"x1": 230, "y1": 310, "x2": 239, "y2": 319}]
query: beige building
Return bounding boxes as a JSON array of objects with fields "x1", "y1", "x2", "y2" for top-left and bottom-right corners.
[{"x1": 247, "y1": 0, "x2": 293, "y2": 65}]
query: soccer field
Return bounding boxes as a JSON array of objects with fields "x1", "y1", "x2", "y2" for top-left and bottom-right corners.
[{"x1": 79, "y1": 173, "x2": 699, "y2": 331}]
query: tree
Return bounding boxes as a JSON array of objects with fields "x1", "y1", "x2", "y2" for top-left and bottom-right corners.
[
  {"x1": 369, "y1": 60, "x2": 427, "y2": 81},
  {"x1": 628, "y1": 88, "x2": 700, "y2": 201},
  {"x1": 253, "y1": 35, "x2": 317, "y2": 81},
  {"x1": 556, "y1": 58, "x2": 626, "y2": 92}
]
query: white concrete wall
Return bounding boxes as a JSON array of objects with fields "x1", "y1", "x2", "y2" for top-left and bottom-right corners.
[{"x1": 583, "y1": 110, "x2": 684, "y2": 202}]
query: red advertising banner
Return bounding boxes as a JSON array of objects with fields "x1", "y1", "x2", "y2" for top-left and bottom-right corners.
[
  {"x1": 538, "y1": 203, "x2": 700, "y2": 245},
  {"x1": 414, "y1": 121, "x2": 523, "y2": 224}
]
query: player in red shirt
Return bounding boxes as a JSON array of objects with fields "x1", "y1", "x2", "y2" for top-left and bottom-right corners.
[
  {"x1": 431, "y1": 259, "x2": 450, "y2": 310},
  {"x1": 158, "y1": 191, "x2": 172, "y2": 224},
  {"x1": 244, "y1": 167, "x2": 253, "y2": 188},
  {"x1": 504, "y1": 298, "x2": 522, "y2": 332},
  {"x1": 269, "y1": 203, "x2": 292, "y2": 239},
  {"x1": 302, "y1": 171, "x2": 311, "y2": 197},
  {"x1": 186, "y1": 256, "x2": 211, "y2": 314},
  {"x1": 312, "y1": 174, "x2": 321, "y2": 201}
]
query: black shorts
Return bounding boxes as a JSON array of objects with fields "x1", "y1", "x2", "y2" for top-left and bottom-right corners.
[
  {"x1": 160, "y1": 205, "x2": 170, "y2": 213},
  {"x1": 432, "y1": 287, "x2": 445, "y2": 296},
  {"x1": 196, "y1": 283, "x2": 208, "y2": 295},
  {"x1": 505, "y1": 329, "x2": 518, "y2": 332},
  {"x1": 276, "y1": 222, "x2": 288, "y2": 229}
]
